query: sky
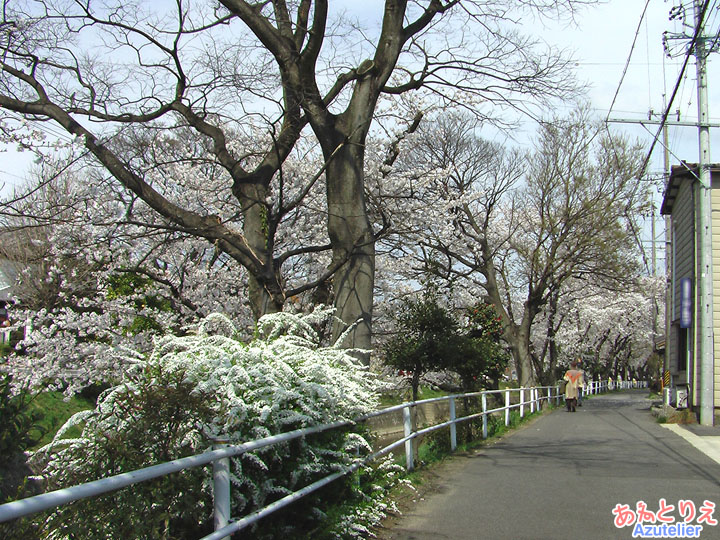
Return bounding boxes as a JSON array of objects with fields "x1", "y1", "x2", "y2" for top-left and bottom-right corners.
[
  {"x1": 539, "y1": 0, "x2": 720, "y2": 173},
  {"x1": 533, "y1": 0, "x2": 720, "y2": 271},
  {"x1": 1, "y1": 0, "x2": 716, "y2": 269}
]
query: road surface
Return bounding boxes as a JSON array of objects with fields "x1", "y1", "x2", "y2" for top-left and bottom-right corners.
[{"x1": 377, "y1": 390, "x2": 720, "y2": 540}]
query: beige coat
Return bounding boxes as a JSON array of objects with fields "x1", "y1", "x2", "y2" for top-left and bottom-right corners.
[{"x1": 564, "y1": 369, "x2": 584, "y2": 399}]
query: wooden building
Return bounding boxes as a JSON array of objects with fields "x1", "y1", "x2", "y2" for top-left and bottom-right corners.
[{"x1": 661, "y1": 163, "x2": 720, "y2": 422}]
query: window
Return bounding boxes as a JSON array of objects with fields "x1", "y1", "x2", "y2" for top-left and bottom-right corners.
[{"x1": 677, "y1": 326, "x2": 688, "y2": 372}]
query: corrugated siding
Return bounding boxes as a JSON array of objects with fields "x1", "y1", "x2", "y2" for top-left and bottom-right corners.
[
  {"x1": 673, "y1": 181, "x2": 694, "y2": 320},
  {"x1": 669, "y1": 173, "x2": 720, "y2": 408},
  {"x1": 672, "y1": 180, "x2": 694, "y2": 381},
  {"x1": 714, "y1": 185, "x2": 720, "y2": 405}
]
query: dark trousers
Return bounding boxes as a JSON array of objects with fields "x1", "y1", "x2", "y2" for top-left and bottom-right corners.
[{"x1": 565, "y1": 398, "x2": 577, "y2": 412}]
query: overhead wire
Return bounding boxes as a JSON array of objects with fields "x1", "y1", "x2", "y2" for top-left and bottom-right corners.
[
  {"x1": 705, "y1": 0, "x2": 720, "y2": 50},
  {"x1": 606, "y1": 0, "x2": 653, "y2": 122},
  {"x1": 3, "y1": 109, "x2": 75, "y2": 143},
  {"x1": 601, "y1": 0, "x2": 655, "y2": 273},
  {"x1": 637, "y1": 0, "x2": 712, "y2": 182}
]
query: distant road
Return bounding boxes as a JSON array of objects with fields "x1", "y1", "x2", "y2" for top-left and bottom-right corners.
[{"x1": 377, "y1": 390, "x2": 720, "y2": 540}]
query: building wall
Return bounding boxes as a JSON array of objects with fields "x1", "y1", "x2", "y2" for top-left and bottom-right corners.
[
  {"x1": 673, "y1": 181, "x2": 695, "y2": 317},
  {"x1": 713, "y1": 183, "x2": 720, "y2": 408},
  {"x1": 671, "y1": 180, "x2": 695, "y2": 385}
]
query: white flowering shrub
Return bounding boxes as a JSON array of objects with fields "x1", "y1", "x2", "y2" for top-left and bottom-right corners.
[{"x1": 27, "y1": 310, "x2": 400, "y2": 539}]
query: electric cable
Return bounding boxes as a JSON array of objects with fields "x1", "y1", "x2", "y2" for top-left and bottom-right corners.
[
  {"x1": 638, "y1": 0, "x2": 711, "y2": 181},
  {"x1": 606, "y1": 0, "x2": 652, "y2": 122}
]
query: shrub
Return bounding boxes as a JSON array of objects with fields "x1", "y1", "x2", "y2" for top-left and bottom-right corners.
[
  {"x1": 0, "y1": 374, "x2": 43, "y2": 463},
  {"x1": 28, "y1": 309, "x2": 391, "y2": 539}
]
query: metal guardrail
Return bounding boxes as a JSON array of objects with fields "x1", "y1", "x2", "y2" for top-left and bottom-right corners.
[{"x1": 0, "y1": 380, "x2": 622, "y2": 538}]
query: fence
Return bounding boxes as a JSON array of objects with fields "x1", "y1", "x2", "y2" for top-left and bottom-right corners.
[{"x1": 0, "y1": 380, "x2": 621, "y2": 539}]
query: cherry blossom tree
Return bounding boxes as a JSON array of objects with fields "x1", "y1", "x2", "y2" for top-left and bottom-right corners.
[
  {"x1": 549, "y1": 276, "x2": 664, "y2": 381},
  {"x1": 0, "y1": 161, "x2": 258, "y2": 392},
  {"x1": 0, "y1": 0, "x2": 593, "y2": 354},
  {"x1": 395, "y1": 109, "x2": 651, "y2": 385}
]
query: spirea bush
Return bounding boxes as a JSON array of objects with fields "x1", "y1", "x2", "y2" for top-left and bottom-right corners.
[{"x1": 28, "y1": 309, "x2": 396, "y2": 539}]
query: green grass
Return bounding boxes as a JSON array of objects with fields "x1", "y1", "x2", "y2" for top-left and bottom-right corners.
[{"x1": 28, "y1": 392, "x2": 95, "y2": 449}]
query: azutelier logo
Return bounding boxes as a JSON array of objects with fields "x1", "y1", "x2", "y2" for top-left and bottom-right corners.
[{"x1": 612, "y1": 499, "x2": 717, "y2": 538}]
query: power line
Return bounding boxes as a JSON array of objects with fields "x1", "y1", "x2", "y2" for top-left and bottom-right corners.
[
  {"x1": 638, "y1": 0, "x2": 712, "y2": 180},
  {"x1": 2, "y1": 109, "x2": 75, "y2": 145},
  {"x1": 0, "y1": 169, "x2": 28, "y2": 182},
  {"x1": 606, "y1": 0, "x2": 653, "y2": 122}
]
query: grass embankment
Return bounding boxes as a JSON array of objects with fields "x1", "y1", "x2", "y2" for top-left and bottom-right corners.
[{"x1": 28, "y1": 392, "x2": 95, "y2": 449}]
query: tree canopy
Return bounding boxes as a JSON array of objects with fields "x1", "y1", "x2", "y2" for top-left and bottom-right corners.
[{"x1": 0, "y1": 0, "x2": 591, "y2": 355}]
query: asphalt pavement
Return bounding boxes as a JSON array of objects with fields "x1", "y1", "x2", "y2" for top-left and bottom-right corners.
[{"x1": 377, "y1": 390, "x2": 720, "y2": 540}]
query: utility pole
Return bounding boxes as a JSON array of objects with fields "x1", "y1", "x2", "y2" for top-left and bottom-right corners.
[
  {"x1": 663, "y1": 119, "x2": 672, "y2": 392},
  {"x1": 694, "y1": 0, "x2": 714, "y2": 426}
]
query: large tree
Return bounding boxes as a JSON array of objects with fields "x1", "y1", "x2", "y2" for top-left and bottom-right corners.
[
  {"x1": 403, "y1": 110, "x2": 650, "y2": 384},
  {"x1": 0, "y1": 0, "x2": 589, "y2": 353}
]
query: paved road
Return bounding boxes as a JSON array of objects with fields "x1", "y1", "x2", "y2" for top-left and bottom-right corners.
[{"x1": 378, "y1": 390, "x2": 720, "y2": 540}]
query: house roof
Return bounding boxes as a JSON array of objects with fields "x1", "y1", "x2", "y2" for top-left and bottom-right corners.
[
  {"x1": 0, "y1": 260, "x2": 20, "y2": 301},
  {"x1": 660, "y1": 163, "x2": 720, "y2": 215}
]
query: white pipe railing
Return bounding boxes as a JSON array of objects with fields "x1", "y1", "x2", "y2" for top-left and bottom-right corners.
[{"x1": 0, "y1": 380, "x2": 624, "y2": 537}]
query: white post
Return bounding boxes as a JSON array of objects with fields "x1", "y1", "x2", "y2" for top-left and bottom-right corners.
[
  {"x1": 504, "y1": 389, "x2": 510, "y2": 426},
  {"x1": 403, "y1": 405, "x2": 414, "y2": 472},
  {"x1": 520, "y1": 388, "x2": 525, "y2": 418},
  {"x1": 482, "y1": 393, "x2": 488, "y2": 439},
  {"x1": 449, "y1": 397, "x2": 457, "y2": 452},
  {"x1": 530, "y1": 388, "x2": 535, "y2": 414},
  {"x1": 212, "y1": 438, "x2": 231, "y2": 540}
]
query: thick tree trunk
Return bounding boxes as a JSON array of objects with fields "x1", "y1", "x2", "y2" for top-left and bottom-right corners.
[
  {"x1": 545, "y1": 294, "x2": 560, "y2": 383},
  {"x1": 507, "y1": 325, "x2": 536, "y2": 387},
  {"x1": 325, "y1": 143, "x2": 375, "y2": 356},
  {"x1": 239, "y1": 183, "x2": 284, "y2": 320},
  {"x1": 482, "y1": 260, "x2": 537, "y2": 386}
]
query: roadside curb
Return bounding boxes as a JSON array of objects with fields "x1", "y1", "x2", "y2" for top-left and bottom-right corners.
[{"x1": 660, "y1": 423, "x2": 720, "y2": 466}]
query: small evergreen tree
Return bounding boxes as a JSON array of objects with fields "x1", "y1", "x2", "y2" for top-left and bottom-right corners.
[
  {"x1": 383, "y1": 294, "x2": 458, "y2": 401},
  {"x1": 453, "y1": 302, "x2": 509, "y2": 391},
  {"x1": 383, "y1": 297, "x2": 509, "y2": 398}
]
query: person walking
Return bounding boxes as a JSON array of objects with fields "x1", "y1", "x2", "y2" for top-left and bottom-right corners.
[
  {"x1": 576, "y1": 358, "x2": 586, "y2": 407},
  {"x1": 564, "y1": 361, "x2": 584, "y2": 412}
]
